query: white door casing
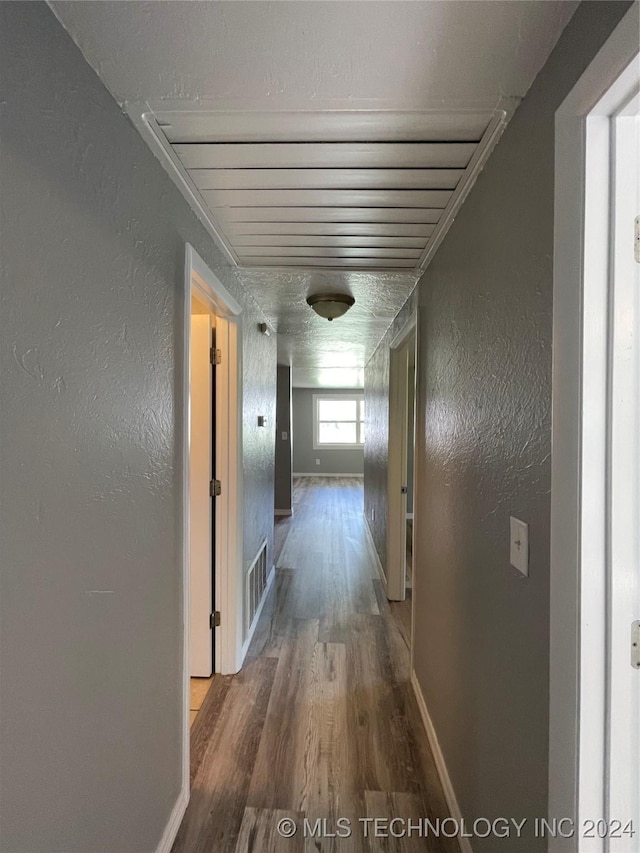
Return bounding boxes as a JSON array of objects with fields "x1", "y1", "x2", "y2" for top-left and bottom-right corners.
[
  {"x1": 161, "y1": 245, "x2": 244, "y2": 853},
  {"x1": 549, "y1": 5, "x2": 640, "y2": 850},
  {"x1": 607, "y1": 82, "x2": 640, "y2": 852},
  {"x1": 189, "y1": 313, "x2": 214, "y2": 676},
  {"x1": 387, "y1": 315, "x2": 417, "y2": 602}
]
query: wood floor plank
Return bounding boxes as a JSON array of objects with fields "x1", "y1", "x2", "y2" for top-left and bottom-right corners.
[
  {"x1": 235, "y1": 807, "x2": 305, "y2": 853},
  {"x1": 172, "y1": 657, "x2": 277, "y2": 853},
  {"x1": 274, "y1": 514, "x2": 295, "y2": 564},
  {"x1": 298, "y1": 642, "x2": 348, "y2": 813},
  {"x1": 245, "y1": 569, "x2": 298, "y2": 660},
  {"x1": 344, "y1": 615, "x2": 423, "y2": 796},
  {"x1": 318, "y1": 559, "x2": 354, "y2": 644},
  {"x1": 189, "y1": 674, "x2": 233, "y2": 784},
  {"x1": 294, "y1": 551, "x2": 325, "y2": 620},
  {"x1": 371, "y1": 578, "x2": 388, "y2": 614},
  {"x1": 364, "y1": 791, "x2": 438, "y2": 853},
  {"x1": 246, "y1": 620, "x2": 320, "y2": 810},
  {"x1": 389, "y1": 591, "x2": 412, "y2": 652}
]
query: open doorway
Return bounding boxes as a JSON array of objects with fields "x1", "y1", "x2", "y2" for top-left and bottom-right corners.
[
  {"x1": 387, "y1": 314, "x2": 418, "y2": 651},
  {"x1": 178, "y1": 245, "x2": 244, "y2": 814}
]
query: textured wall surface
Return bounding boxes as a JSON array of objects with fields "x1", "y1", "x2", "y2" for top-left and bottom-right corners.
[
  {"x1": 293, "y1": 388, "x2": 364, "y2": 475},
  {"x1": 0, "y1": 4, "x2": 275, "y2": 852},
  {"x1": 364, "y1": 291, "x2": 417, "y2": 570},
  {"x1": 275, "y1": 366, "x2": 293, "y2": 511},
  {"x1": 241, "y1": 323, "x2": 277, "y2": 568},
  {"x1": 364, "y1": 3, "x2": 631, "y2": 851}
]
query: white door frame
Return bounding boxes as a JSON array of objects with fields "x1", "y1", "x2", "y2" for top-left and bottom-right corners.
[
  {"x1": 189, "y1": 312, "x2": 215, "y2": 677},
  {"x1": 180, "y1": 244, "x2": 243, "y2": 783},
  {"x1": 387, "y1": 312, "x2": 418, "y2": 603},
  {"x1": 549, "y1": 5, "x2": 639, "y2": 850}
]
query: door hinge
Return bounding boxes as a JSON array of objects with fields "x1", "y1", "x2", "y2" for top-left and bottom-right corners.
[
  {"x1": 210, "y1": 347, "x2": 222, "y2": 365},
  {"x1": 210, "y1": 479, "x2": 222, "y2": 497},
  {"x1": 631, "y1": 621, "x2": 640, "y2": 669},
  {"x1": 210, "y1": 611, "x2": 221, "y2": 629}
]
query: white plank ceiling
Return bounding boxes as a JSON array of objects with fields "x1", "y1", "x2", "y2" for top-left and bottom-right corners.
[
  {"x1": 52, "y1": 0, "x2": 579, "y2": 377},
  {"x1": 163, "y1": 112, "x2": 491, "y2": 271}
]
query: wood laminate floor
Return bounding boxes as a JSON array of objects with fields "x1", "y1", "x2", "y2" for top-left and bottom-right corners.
[{"x1": 173, "y1": 477, "x2": 457, "y2": 853}]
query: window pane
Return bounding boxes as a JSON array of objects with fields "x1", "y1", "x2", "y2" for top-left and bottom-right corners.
[
  {"x1": 360, "y1": 421, "x2": 365, "y2": 443},
  {"x1": 318, "y1": 399, "x2": 357, "y2": 421},
  {"x1": 360, "y1": 401, "x2": 365, "y2": 420},
  {"x1": 318, "y1": 421, "x2": 357, "y2": 444}
]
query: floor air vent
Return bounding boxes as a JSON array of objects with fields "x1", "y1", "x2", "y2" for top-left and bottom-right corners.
[{"x1": 245, "y1": 539, "x2": 268, "y2": 640}]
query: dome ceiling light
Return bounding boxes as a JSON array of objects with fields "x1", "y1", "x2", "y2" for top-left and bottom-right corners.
[{"x1": 306, "y1": 292, "x2": 355, "y2": 322}]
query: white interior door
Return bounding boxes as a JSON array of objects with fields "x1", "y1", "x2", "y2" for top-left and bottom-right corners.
[
  {"x1": 607, "y1": 91, "x2": 639, "y2": 851},
  {"x1": 190, "y1": 313, "x2": 213, "y2": 677}
]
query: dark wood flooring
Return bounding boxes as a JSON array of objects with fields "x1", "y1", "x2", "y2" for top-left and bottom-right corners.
[{"x1": 173, "y1": 477, "x2": 457, "y2": 853}]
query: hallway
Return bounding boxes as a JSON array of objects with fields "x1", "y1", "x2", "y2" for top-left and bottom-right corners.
[{"x1": 173, "y1": 477, "x2": 457, "y2": 853}]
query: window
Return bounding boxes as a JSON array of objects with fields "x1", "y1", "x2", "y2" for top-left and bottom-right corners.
[{"x1": 313, "y1": 394, "x2": 365, "y2": 449}]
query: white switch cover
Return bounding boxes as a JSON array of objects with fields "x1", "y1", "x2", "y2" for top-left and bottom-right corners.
[
  {"x1": 315, "y1": 458, "x2": 320, "y2": 465},
  {"x1": 282, "y1": 431, "x2": 288, "y2": 441},
  {"x1": 510, "y1": 517, "x2": 529, "y2": 576}
]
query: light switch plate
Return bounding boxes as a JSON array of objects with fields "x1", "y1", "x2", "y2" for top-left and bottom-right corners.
[
  {"x1": 282, "y1": 431, "x2": 288, "y2": 441},
  {"x1": 510, "y1": 517, "x2": 529, "y2": 576}
]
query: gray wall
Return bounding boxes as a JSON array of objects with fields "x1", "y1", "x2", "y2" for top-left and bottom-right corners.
[
  {"x1": 0, "y1": 4, "x2": 275, "y2": 852},
  {"x1": 275, "y1": 366, "x2": 293, "y2": 511},
  {"x1": 293, "y1": 388, "x2": 364, "y2": 475},
  {"x1": 364, "y1": 291, "x2": 418, "y2": 567},
  {"x1": 364, "y1": 3, "x2": 631, "y2": 851}
]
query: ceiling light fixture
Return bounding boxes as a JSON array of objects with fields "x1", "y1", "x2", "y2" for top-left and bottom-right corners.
[{"x1": 306, "y1": 292, "x2": 355, "y2": 322}]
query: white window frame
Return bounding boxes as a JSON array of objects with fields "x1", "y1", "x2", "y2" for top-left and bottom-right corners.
[{"x1": 312, "y1": 393, "x2": 365, "y2": 450}]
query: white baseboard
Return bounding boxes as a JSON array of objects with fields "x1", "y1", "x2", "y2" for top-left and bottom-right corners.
[
  {"x1": 363, "y1": 514, "x2": 387, "y2": 593},
  {"x1": 239, "y1": 565, "x2": 275, "y2": 664},
  {"x1": 293, "y1": 472, "x2": 364, "y2": 478},
  {"x1": 274, "y1": 508, "x2": 293, "y2": 516},
  {"x1": 410, "y1": 671, "x2": 473, "y2": 853},
  {"x1": 156, "y1": 786, "x2": 189, "y2": 853}
]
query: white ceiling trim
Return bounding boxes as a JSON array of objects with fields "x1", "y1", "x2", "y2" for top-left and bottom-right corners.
[
  {"x1": 417, "y1": 111, "x2": 507, "y2": 270},
  {"x1": 140, "y1": 113, "x2": 241, "y2": 266}
]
